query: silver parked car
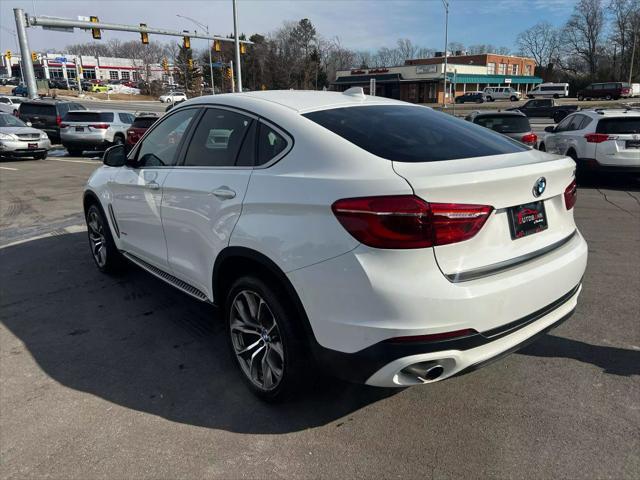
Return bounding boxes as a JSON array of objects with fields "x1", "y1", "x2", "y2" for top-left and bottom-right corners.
[
  {"x1": 465, "y1": 110, "x2": 538, "y2": 148},
  {"x1": 60, "y1": 110, "x2": 135, "y2": 156},
  {"x1": 0, "y1": 95, "x2": 26, "y2": 116},
  {"x1": 0, "y1": 112, "x2": 51, "y2": 159},
  {"x1": 483, "y1": 87, "x2": 522, "y2": 102}
]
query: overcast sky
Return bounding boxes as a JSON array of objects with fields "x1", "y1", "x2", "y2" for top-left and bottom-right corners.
[{"x1": 1, "y1": 0, "x2": 576, "y2": 54}]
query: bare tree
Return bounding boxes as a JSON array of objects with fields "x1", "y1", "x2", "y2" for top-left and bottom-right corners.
[
  {"x1": 562, "y1": 0, "x2": 606, "y2": 78},
  {"x1": 397, "y1": 38, "x2": 418, "y2": 60},
  {"x1": 516, "y1": 22, "x2": 560, "y2": 67}
]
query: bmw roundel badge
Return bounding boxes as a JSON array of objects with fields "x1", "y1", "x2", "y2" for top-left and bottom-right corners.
[{"x1": 532, "y1": 177, "x2": 546, "y2": 198}]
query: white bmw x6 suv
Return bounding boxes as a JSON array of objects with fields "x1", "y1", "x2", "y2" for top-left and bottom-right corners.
[{"x1": 84, "y1": 89, "x2": 588, "y2": 400}]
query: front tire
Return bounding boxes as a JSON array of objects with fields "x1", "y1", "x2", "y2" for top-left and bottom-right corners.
[
  {"x1": 510, "y1": 96, "x2": 518, "y2": 101},
  {"x1": 85, "y1": 204, "x2": 123, "y2": 274},
  {"x1": 35, "y1": 152, "x2": 47, "y2": 160},
  {"x1": 577, "y1": 95, "x2": 584, "y2": 101},
  {"x1": 226, "y1": 275, "x2": 309, "y2": 401},
  {"x1": 605, "y1": 94, "x2": 612, "y2": 100}
]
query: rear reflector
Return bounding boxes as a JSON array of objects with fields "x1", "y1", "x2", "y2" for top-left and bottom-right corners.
[
  {"x1": 331, "y1": 195, "x2": 493, "y2": 249},
  {"x1": 386, "y1": 328, "x2": 478, "y2": 343},
  {"x1": 564, "y1": 179, "x2": 577, "y2": 210},
  {"x1": 585, "y1": 133, "x2": 616, "y2": 143},
  {"x1": 521, "y1": 133, "x2": 538, "y2": 146}
]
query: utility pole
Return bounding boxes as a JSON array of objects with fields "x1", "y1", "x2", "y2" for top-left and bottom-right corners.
[
  {"x1": 232, "y1": 0, "x2": 242, "y2": 92},
  {"x1": 630, "y1": 25, "x2": 637, "y2": 85},
  {"x1": 13, "y1": 8, "x2": 37, "y2": 99},
  {"x1": 441, "y1": 0, "x2": 449, "y2": 109}
]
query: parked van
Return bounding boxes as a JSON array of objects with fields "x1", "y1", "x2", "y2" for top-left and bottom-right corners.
[
  {"x1": 526, "y1": 83, "x2": 569, "y2": 99},
  {"x1": 577, "y1": 82, "x2": 631, "y2": 101},
  {"x1": 482, "y1": 86, "x2": 521, "y2": 102}
]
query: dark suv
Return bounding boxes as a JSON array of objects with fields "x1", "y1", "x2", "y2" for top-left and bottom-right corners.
[
  {"x1": 577, "y1": 82, "x2": 631, "y2": 101},
  {"x1": 18, "y1": 99, "x2": 86, "y2": 143}
]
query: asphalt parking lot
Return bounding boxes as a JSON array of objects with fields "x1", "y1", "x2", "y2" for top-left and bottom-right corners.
[{"x1": 1, "y1": 154, "x2": 639, "y2": 479}]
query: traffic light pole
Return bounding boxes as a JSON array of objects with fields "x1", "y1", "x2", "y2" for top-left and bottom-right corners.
[{"x1": 13, "y1": 8, "x2": 38, "y2": 99}]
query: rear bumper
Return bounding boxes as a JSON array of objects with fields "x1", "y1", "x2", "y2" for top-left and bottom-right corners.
[
  {"x1": 579, "y1": 157, "x2": 640, "y2": 173},
  {"x1": 62, "y1": 139, "x2": 111, "y2": 151}
]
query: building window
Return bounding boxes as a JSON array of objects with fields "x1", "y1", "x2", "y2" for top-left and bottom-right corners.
[
  {"x1": 49, "y1": 68, "x2": 63, "y2": 79},
  {"x1": 525, "y1": 64, "x2": 532, "y2": 76},
  {"x1": 121, "y1": 71, "x2": 130, "y2": 80},
  {"x1": 83, "y1": 69, "x2": 96, "y2": 80},
  {"x1": 109, "y1": 70, "x2": 119, "y2": 80},
  {"x1": 132, "y1": 71, "x2": 140, "y2": 81},
  {"x1": 487, "y1": 62, "x2": 496, "y2": 75},
  {"x1": 512, "y1": 64, "x2": 518, "y2": 75},
  {"x1": 67, "y1": 69, "x2": 77, "y2": 79},
  {"x1": 497, "y1": 63, "x2": 506, "y2": 75}
]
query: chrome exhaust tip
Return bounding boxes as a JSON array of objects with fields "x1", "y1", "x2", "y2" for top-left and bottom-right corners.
[{"x1": 401, "y1": 361, "x2": 445, "y2": 382}]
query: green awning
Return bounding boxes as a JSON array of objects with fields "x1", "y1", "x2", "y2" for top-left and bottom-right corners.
[{"x1": 446, "y1": 73, "x2": 543, "y2": 84}]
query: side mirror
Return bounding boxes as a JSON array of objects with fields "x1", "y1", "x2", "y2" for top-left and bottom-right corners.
[
  {"x1": 26, "y1": 121, "x2": 32, "y2": 127},
  {"x1": 103, "y1": 144, "x2": 127, "y2": 167},
  {"x1": 544, "y1": 126, "x2": 556, "y2": 133}
]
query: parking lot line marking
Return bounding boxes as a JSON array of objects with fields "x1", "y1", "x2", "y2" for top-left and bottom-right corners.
[
  {"x1": 0, "y1": 224, "x2": 86, "y2": 249},
  {"x1": 44, "y1": 158, "x2": 99, "y2": 165},
  {"x1": 0, "y1": 166, "x2": 19, "y2": 171}
]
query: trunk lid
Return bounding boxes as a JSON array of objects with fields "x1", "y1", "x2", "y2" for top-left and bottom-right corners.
[{"x1": 393, "y1": 149, "x2": 577, "y2": 279}]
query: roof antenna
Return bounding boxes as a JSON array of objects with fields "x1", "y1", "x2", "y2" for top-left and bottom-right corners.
[{"x1": 343, "y1": 87, "x2": 366, "y2": 99}]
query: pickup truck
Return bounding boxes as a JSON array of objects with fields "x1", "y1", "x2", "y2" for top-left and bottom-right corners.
[{"x1": 508, "y1": 99, "x2": 579, "y2": 123}]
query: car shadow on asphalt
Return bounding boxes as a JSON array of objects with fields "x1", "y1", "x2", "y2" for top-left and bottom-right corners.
[
  {"x1": 0, "y1": 232, "x2": 397, "y2": 434},
  {"x1": 577, "y1": 173, "x2": 640, "y2": 192},
  {"x1": 518, "y1": 334, "x2": 640, "y2": 377}
]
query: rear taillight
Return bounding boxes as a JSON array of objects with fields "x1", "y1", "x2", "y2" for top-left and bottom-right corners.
[
  {"x1": 56, "y1": 115, "x2": 62, "y2": 126},
  {"x1": 331, "y1": 195, "x2": 493, "y2": 249},
  {"x1": 90, "y1": 123, "x2": 109, "y2": 129},
  {"x1": 584, "y1": 133, "x2": 617, "y2": 143},
  {"x1": 564, "y1": 179, "x2": 577, "y2": 210},
  {"x1": 521, "y1": 133, "x2": 538, "y2": 145},
  {"x1": 385, "y1": 328, "x2": 478, "y2": 343}
]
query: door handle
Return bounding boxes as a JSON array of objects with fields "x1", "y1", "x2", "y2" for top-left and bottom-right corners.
[
  {"x1": 211, "y1": 187, "x2": 236, "y2": 199},
  {"x1": 145, "y1": 181, "x2": 160, "y2": 190}
]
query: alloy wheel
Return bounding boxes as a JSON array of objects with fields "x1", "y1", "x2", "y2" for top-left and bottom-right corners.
[
  {"x1": 230, "y1": 290, "x2": 284, "y2": 391},
  {"x1": 87, "y1": 209, "x2": 107, "y2": 268}
]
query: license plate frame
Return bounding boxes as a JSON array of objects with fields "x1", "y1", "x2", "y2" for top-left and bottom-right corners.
[
  {"x1": 626, "y1": 140, "x2": 640, "y2": 149},
  {"x1": 27, "y1": 143, "x2": 38, "y2": 149},
  {"x1": 507, "y1": 201, "x2": 548, "y2": 240},
  {"x1": 75, "y1": 127, "x2": 84, "y2": 132}
]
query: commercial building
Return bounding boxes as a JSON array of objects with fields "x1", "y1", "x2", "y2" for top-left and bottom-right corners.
[
  {"x1": 333, "y1": 53, "x2": 542, "y2": 104},
  {"x1": 2, "y1": 53, "x2": 172, "y2": 83}
]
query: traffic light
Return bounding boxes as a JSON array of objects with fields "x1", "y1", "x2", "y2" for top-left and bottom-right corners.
[
  {"x1": 240, "y1": 43, "x2": 246, "y2": 54},
  {"x1": 225, "y1": 66, "x2": 232, "y2": 79},
  {"x1": 161, "y1": 58, "x2": 169, "y2": 72},
  {"x1": 31, "y1": 52, "x2": 37, "y2": 62},
  {"x1": 188, "y1": 58, "x2": 193, "y2": 69},
  {"x1": 140, "y1": 24, "x2": 149, "y2": 45},
  {"x1": 90, "y1": 16, "x2": 101, "y2": 40},
  {"x1": 183, "y1": 36, "x2": 191, "y2": 49},
  {"x1": 5, "y1": 50, "x2": 11, "y2": 60},
  {"x1": 213, "y1": 40, "x2": 221, "y2": 52}
]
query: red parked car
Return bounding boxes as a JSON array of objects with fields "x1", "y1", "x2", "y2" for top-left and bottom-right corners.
[{"x1": 125, "y1": 114, "x2": 159, "y2": 152}]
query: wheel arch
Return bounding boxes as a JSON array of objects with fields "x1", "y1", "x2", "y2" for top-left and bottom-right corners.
[{"x1": 212, "y1": 246, "x2": 316, "y2": 343}]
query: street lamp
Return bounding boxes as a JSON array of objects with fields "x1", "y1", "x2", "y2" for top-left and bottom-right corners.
[
  {"x1": 441, "y1": 0, "x2": 449, "y2": 108},
  {"x1": 176, "y1": 14, "x2": 215, "y2": 94}
]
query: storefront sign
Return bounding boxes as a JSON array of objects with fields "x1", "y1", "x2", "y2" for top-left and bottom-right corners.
[{"x1": 416, "y1": 65, "x2": 437, "y2": 74}]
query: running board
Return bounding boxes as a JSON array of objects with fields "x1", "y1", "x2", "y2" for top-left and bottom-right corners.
[{"x1": 122, "y1": 252, "x2": 210, "y2": 302}]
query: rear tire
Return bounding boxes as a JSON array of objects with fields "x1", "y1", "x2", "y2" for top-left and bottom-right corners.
[
  {"x1": 35, "y1": 152, "x2": 47, "y2": 160},
  {"x1": 605, "y1": 94, "x2": 612, "y2": 100},
  {"x1": 486, "y1": 96, "x2": 493, "y2": 102},
  {"x1": 510, "y1": 96, "x2": 518, "y2": 101},
  {"x1": 538, "y1": 143, "x2": 546, "y2": 152},
  {"x1": 85, "y1": 203, "x2": 124, "y2": 274},
  {"x1": 553, "y1": 94, "x2": 559, "y2": 99},
  {"x1": 225, "y1": 274, "x2": 310, "y2": 401},
  {"x1": 577, "y1": 95, "x2": 584, "y2": 101}
]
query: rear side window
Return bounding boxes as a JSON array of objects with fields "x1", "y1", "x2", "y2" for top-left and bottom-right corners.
[
  {"x1": 64, "y1": 112, "x2": 114, "y2": 122},
  {"x1": 596, "y1": 118, "x2": 640, "y2": 134},
  {"x1": 474, "y1": 115, "x2": 531, "y2": 133},
  {"x1": 131, "y1": 117, "x2": 158, "y2": 129},
  {"x1": 19, "y1": 103, "x2": 55, "y2": 116},
  {"x1": 257, "y1": 122, "x2": 288, "y2": 165},
  {"x1": 304, "y1": 105, "x2": 526, "y2": 162}
]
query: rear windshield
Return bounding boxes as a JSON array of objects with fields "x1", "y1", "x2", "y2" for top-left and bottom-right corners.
[
  {"x1": 131, "y1": 117, "x2": 158, "y2": 128},
  {"x1": 64, "y1": 112, "x2": 114, "y2": 122},
  {"x1": 596, "y1": 118, "x2": 640, "y2": 134},
  {"x1": 303, "y1": 105, "x2": 526, "y2": 162},
  {"x1": 19, "y1": 103, "x2": 55, "y2": 116},
  {"x1": 474, "y1": 115, "x2": 531, "y2": 133}
]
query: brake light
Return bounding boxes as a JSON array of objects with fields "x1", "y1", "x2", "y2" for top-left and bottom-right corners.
[
  {"x1": 521, "y1": 133, "x2": 538, "y2": 145},
  {"x1": 385, "y1": 328, "x2": 478, "y2": 343},
  {"x1": 331, "y1": 195, "x2": 493, "y2": 249},
  {"x1": 584, "y1": 133, "x2": 611, "y2": 143},
  {"x1": 90, "y1": 123, "x2": 109, "y2": 129},
  {"x1": 564, "y1": 179, "x2": 577, "y2": 210},
  {"x1": 56, "y1": 115, "x2": 62, "y2": 126}
]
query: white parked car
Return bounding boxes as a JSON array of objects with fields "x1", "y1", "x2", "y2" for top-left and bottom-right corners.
[
  {"x1": 60, "y1": 110, "x2": 135, "y2": 156},
  {"x1": 0, "y1": 95, "x2": 26, "y2": 116},
  {"x1": 540, "y1": 109, "x2": 640, "y2": 175},
  {"x1": 159, "y1": 91, "x2": 187, "y2": 103},
  {"x1": 0, "y1": 112, "x2": 51, "y2": 159},
  {"x1": 84, "y1": 89, "x2": 588, "y2": 400}
]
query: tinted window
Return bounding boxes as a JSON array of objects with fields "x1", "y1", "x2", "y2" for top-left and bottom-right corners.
[
  {"x1": 136, "y1": 108, "x2": 198, "y2": 167},
  {"x1": 58, "y1": 103, "x2": 71, "y2": 116},
  {"x1": 131, "y1": 117, "x2": 158, "y2": 129},
  {"x1": 304, "y1": 105, "x2": 526, "y2": 162},
  {"x1": 596, "y1": 118, "x2": 640, "y2": 134},
  {"x1": 183, "y1": 108, "x2": 254, "y2": 167},
  {"x1": 64, "y1": 112, "x2": 114, "y2": 122},
  {"x1": 257, "y1": 122, "x2": 288, "y2": 165},
  {"x1": 118, "y1": 113, "x2": 134, "y2": 124},
  {"x1": 605, "y1": 83, "x2": 619, "y2": 89},
  {"x1": 567, "y1": 115, "x2": 584, "y2": 131},
  {"x1": 578, "y1": 116, "x2": 593, "y2": 130},
  {"x1": 555, "y1": 115, "x2": 574, "y2": 132},
  {"x1": 0, "y1": 115, "x2": 26, "y2": 127},
  {"x1": 19, "y1": 103, "x2": 55, "y2": 116},
  {"x1": 474, "y1": 115, "x2": 531, "y2": 133},
  {"x1": 0, "y1": 98, "x2": 8, "y2": 104},
  {"x1": 236, "y1": 121, "x2": 257, "y2": 166}
]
